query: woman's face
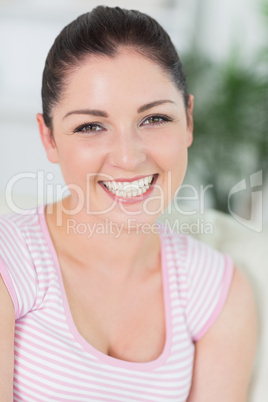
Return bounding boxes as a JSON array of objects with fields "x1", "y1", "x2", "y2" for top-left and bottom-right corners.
[{"x1": 38, "y1": 49, "x2": 193, "y2": 225}]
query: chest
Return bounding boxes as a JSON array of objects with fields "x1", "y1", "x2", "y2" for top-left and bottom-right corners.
[
  {"x1": 60, "y1": 262, "x2": 167, "y2": 363},
  {"x1": 13, "y1": 228, "x2": 196, "y2": 401}
]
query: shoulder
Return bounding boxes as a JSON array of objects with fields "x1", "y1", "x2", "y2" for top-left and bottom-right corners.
[
  {"x1": 198, "y1": 265, "x2": 257, "y2": 340},
  {"x1": 0, "y1": 206, "x2": 40, "y2": 231},
  {"x1": 187, "y1": 266, "x2": 257, "y2": 401},
  {"x1": 0, "y1": 205, "x2": 47, "y2": 272},
  {"x1": 0, "y1": 207, "x2": 44, "y2": 319},
  {"x1": 161, "y1": 231, "x2": 235, "y2": 341},
  {"x1": 0, "y1": 206, "x2": 44, "y2": 249},
  {"x1": 161, "y1": 229, "x2": 226, "y2": 257},
  {"x1": 162, "y1": 231, "x2": 232, "y2": 278}
]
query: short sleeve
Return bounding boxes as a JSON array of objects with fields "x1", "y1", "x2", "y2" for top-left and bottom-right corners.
[
  {"x1": 0, "y1": 216, "x2": 37, "y2": 319},
  {"x1": 183, "y1": 236, "x2": 234, "y2": 342}
]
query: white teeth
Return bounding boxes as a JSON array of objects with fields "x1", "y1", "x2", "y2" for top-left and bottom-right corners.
[
  {"x1": 112, "y1": 182, "x2": 117, "y2": 191},
  {"x1": 103, "y1": 174, "x2": 155, "y2": 198},
  {"x1": 131, "y1": 180, "x2": 139, "y2": 188},
  {"x1": 123, "y1": 184, "x2": 136, "y2": 193}
]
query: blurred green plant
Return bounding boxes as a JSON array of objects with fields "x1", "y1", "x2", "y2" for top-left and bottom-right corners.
[{"x1": 182, "y1": 2, "x2": 268, "y2": 213}]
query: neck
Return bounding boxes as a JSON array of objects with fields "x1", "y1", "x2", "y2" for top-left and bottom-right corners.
[{"x1": 46, "y1": 198, "x2": 162, "y2": 280}]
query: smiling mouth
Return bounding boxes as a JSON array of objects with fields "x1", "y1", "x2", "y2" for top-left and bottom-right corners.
[{"x1": 101, "y1": 174, "x2": 157, "y2": 198}]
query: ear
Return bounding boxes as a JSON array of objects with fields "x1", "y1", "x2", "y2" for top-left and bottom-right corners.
[
  {"x1": 186, "y1": 94, "x2": 194, "y2": 147},
  {"x1": 36, "y1": 113, "x2": 59, "y2": 163}
]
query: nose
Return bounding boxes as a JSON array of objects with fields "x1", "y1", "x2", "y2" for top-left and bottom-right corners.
[{"x1": 109, "y1": 127, "x2": 146, "y2": 171}]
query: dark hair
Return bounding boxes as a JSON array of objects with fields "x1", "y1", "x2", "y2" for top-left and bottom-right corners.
[{"x1": 42, "y1": 5, "x2": 189, "y2": 129}]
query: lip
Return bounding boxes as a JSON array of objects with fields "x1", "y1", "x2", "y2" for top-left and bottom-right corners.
[{"x1": 99, "y1": 174, "x2": 158, "y2": 204}]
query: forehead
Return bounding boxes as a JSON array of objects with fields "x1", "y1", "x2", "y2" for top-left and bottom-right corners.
[{"x1": 57, "y1": 49, "x2": 183, "y2": 113}]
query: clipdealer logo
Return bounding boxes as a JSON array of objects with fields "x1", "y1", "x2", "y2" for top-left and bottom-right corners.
[
  {"x1": 4, "y1": 169, "x2": 264, "y2": 233},
  {"x1": 228, "y1": 170, "x2": 263, "y2": 232}
]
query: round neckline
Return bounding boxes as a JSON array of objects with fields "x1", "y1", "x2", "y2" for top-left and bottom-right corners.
[{"x1": 38, "y1": 204, "x2": 172, "y2": 371}]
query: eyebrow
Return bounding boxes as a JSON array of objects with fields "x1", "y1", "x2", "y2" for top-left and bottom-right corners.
[
  {"x1": 63, "y1": 109, "x2": 108, "y2": 119},
  {"x1": 63, "y1": 99, "x2": 175, "y2": 120},
  {"x1": 137, "y1": 100, "x2": 175, "y2": 113}
]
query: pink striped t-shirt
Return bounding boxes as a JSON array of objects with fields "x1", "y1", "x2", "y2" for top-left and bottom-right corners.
[{"x1": 0, "y1": 205, "x2": 233, "y2": 402}]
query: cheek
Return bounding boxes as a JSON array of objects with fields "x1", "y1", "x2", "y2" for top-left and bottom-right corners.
[
  {"x1": 160, "y1": 134, "x2": 189, "y2": 194},
  {"x1": 153, "y1": 131, "x2": 188, "y2": 172},
  {"x1": 168, "y1": 149, "x2": 188, "y2": 193},
  {"x1": 56, "y1": 141, "x2": 104, "y2": 185}
]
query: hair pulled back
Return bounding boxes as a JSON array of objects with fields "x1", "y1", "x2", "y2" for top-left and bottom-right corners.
[{"x1": 42, "y1": 5, "x2": 188, "y2": 128}]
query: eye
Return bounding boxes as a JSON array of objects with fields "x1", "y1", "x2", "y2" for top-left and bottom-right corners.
[
  {"x1": 140, "y1": 114, "x2": 172, "y2": 127},
  {"x1": 74, "y1": 123, "x2": 103, "y2": 134}
]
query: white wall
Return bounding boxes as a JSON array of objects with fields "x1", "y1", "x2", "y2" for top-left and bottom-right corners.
[{"x1": 194, "y1": 0, "x2": 266, "y2": 62}]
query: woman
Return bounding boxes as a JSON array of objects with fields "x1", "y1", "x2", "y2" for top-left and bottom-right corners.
[{"x1": 0, "y1": 6, "x2": 257, "y2": 401}]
